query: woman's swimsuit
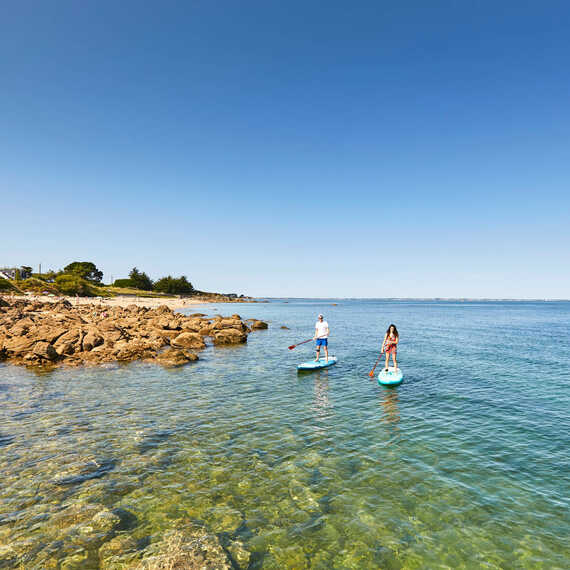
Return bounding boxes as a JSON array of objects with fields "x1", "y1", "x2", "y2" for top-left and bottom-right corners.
[{"x1": 385, "y1": 335, "x2": 397, "y2": 354}]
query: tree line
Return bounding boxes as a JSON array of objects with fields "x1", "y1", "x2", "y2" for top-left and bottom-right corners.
[
  {"x1": 6, "y1": 261, "x2": 194, "y2": 296},
  {"x1": 114, "y1": 267, "x2": 194, "y2": 295}
]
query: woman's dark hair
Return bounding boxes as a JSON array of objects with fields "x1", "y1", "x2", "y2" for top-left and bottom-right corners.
[{"x1": 386, "y1": 324, "x2": 399, "y2": 338}]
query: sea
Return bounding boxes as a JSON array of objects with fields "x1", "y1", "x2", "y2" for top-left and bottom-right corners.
[{"x1": 1, "y1": 299, "x2": 568, "y2": 568}]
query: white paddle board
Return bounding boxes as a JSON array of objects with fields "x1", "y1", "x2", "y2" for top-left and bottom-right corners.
[
  {"x1": 378, "y1": 366, "x2": 403, "y2": 386},
  {"x1": 297, "y1": 357, "x2": 337, "y2": 371}
]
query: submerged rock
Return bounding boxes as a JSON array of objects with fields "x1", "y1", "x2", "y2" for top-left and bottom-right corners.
[
  {"x1": 98, "y1": 534, "x2": 138, "y2": 562},
  {"x1": 227, "y1": 539, "x2": 251, "y2": 569},
  {"x1": 206, "y1": 505, "x2": 243, "y2": 533},
  {"x1": 288, "y1": 479, "x2": 320, "y2": 512},
  {"x1": 49, "y1": 503, "x2": 102, "y2": 529},
  {"x1": 267, "y1": 544, "x2": 308, "y2": 569},
  {"x1": 91, "y1": 509, "x2": 123, "y2": 533},
  {"x1": 135, "y1": 521, "x2": 232, "y2": 569},
  {"x1": 52, "y1": 458, "x2": 116, "y2": 486}
]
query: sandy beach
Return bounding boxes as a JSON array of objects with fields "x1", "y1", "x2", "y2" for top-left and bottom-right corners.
[{"x1": 5, "y1": 294, "x2": 210, "y2": 311}]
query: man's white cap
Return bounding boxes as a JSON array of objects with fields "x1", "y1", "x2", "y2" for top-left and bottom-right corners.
[{"x1": 318, "y1": 314, "x2": 324, "y2": 318}]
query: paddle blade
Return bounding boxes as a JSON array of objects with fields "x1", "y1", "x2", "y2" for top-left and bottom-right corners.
[
  {"x1": 368, "y1": 369, "x2": 375, "y2": 377},
  {"x1": 288, "y1": 345, "x2": 296, "y2": 350}
]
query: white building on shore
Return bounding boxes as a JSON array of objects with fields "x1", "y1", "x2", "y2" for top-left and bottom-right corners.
[{"x1": 0, "y1": 267, "x2": 32, "y2": 280}]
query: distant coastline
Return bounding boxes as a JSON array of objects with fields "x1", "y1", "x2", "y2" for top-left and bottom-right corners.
[
  {"x1": 0, "y1": 261, "x2": 256, "y2": 306},
  {"x1": 265, "y1": 297, "x2": 569, "y2": 302},
  {"x1": 2, "y1": 292, "x2": 258, "y2": 311}
]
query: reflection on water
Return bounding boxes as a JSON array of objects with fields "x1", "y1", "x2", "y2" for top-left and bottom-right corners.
[
  {"x1": 380, "y1": 388, "x2": 400, "y2": 428},
  {"x1": 311, "y1": 374, "x2": 332, "y2": 422}
]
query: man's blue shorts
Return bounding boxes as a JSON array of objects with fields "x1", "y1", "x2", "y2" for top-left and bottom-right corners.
[{"x1": 316, "y1": 338, "x2": 328, "y2": 347}]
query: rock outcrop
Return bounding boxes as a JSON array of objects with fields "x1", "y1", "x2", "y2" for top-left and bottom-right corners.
[
  {"x1": 248, "y1": 319, "x2": 269, "y2": 330},
  {"x1": 133, "y1": 520, "x2": 233, "y2": 569},
  {"x1": 0, "y1": 297, "x2": 258, "y2": 368}
]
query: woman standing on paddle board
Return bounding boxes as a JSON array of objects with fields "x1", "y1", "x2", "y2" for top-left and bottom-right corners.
[
  {"x1": 382, "y1": 324, "x2": 399, "y2": 372},
  {"x1": 313, "y1": 314, "x2": 330, "y2": 362}
]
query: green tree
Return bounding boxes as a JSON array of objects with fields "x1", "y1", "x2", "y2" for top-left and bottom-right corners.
[
  {"x1": 113, "y1": 278, "x2": 134, "y2": 288},
  {"x1": 153, "y1": 275, "x2": 194, "y2": 294},
  {"x1": 14, "y1": 269, "x2": 21, "y2": 281},
  {"x1": 129, "y1": 267, "x2": 153, "y2": 291},
  {"x1": 31, "y1": 270, "x2": 57, "y2": 282},
  {"x1": 63, "y1": 262, "x2": 103, "y2": 283},
  {"x1": 55, "y1": 274, "x2": 93, "y2": 296}
]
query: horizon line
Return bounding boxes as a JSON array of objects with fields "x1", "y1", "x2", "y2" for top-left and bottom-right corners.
[{"x1": 256, "y1": 297, "x2": 570, "y2": 302}]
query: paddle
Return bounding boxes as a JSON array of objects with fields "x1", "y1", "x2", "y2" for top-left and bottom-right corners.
[
  {"x1": 368, "y1": 349, "x2": 384, "y2": 377},
  {"x1": 288, "y1": 338, "x2": 314, "y2": 350}
]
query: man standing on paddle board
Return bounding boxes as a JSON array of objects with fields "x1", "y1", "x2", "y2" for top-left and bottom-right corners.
[{"x1": 314, "y1": 314, "x2": 329, "y2": 362}]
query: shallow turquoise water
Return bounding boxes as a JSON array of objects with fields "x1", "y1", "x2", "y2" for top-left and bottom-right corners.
[{"x1": 1, "y1": 300, "x2": 569, "y2": 568}]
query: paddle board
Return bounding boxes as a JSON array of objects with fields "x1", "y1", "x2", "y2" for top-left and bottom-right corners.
[
  {"x1": 378, "y1": 367, "x2": 403, "y2": 386},
  {"x1": 297, "y1": 357, "x2": 338, "y2": 371}
]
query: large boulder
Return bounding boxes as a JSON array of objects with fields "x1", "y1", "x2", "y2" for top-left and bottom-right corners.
[
  {"x1": 32, "y1": 341, "x2": 59, "y2": 361},
  {"x1": 113, "y1": 339, "x2": 155, "y2": 362},
  {"x1": 250, "y1": 320, "x2": 268, "y2": 330},
  {"x1": 82, "y1": 329, "x2": 104, "y2": 351},
  {"x1": 97, "y1": 322, "x2": 124, "y2": 343},
  {"x1": 3, "y1": 336, "x2": 36, "y2": 355},
  {"x1": 53, "y1": 329, "x2": 83, "y2": 356},
  {"x1": 169, "y1": 317, "x2": 185, "y2": 330},
  {"x1": 30, "y1": 325, "x2": 68, "y2": 344},
  {"x1": 213, "y1": 329, "x2": 247, "y2": 345},
  {"x1": 9, "y1": 317, "x2": 35, "y2": 337},
  {"x1": 150, "y1": 316, "x2": 173, "y2": 330},
  {"x1": 171, "y1": 332, "x2": 206, "y2": 350},
  {"x1": 151, "y1": 329, "x2": 180, "y2": 343},
  {"x1": 154, "y1": 349, "x2": 198, "y2": 367},
  {"x1": 211, "y1": 318, "x2": 248, "y2": 332},
  {"x1": 180, "y1": 319, "x2": 203, "y2": 333}
]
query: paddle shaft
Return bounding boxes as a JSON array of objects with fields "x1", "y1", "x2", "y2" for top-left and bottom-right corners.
[
  {"x1": 288, "y1": 338, "x2": 314, "y2": 350},
  {"x1": 368, "y1": 350, "x2": 384, "y2": 377}
]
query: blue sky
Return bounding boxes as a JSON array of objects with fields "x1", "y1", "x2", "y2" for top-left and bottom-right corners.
[{"x1": 1, "y1": 1, "x2": 569, "y2": 298}]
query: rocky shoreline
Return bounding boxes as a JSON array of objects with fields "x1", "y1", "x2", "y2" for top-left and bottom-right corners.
[{"x1": 0, "y1": 296, "x2": 267, "y2": 368}]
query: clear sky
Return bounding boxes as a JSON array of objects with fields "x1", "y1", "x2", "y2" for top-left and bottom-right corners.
[{"x1": 1, "y1": 1, "x2": 569, "y2": 298}]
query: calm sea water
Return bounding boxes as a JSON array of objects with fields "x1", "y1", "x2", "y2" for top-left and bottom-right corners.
[{"x1": 1, "y1": 300, "x2": 568, "y2": 569}]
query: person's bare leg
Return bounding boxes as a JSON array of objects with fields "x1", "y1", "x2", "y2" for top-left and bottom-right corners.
[
  {"x1": 324, "y1": 345, "x2": 329, "y2": 363},
  {"x1": 315, "y1": 347, "x2": 320, "y2": 361},
  {"x1": 393, "y1": 353, "x2": 397, "y2": 371},
  {"x1": 384, "y1": 353, "x2": 389, "y2": 371}
]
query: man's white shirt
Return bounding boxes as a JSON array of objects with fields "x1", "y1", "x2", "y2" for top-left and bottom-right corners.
[{"x1": 315, "y1": 321, "x2": 329, "y2": 339}]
